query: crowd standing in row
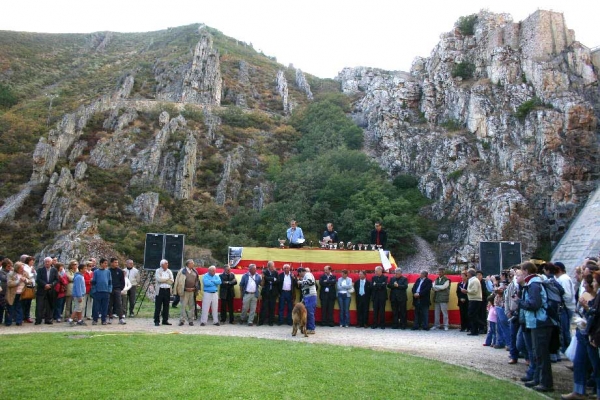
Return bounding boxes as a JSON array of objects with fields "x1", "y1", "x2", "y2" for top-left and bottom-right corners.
[
  {"x1": 0, "y1": 255, "x2": 139, "y2": 327},
  {"x1": 2, "y1": 251, "x2": 600, "y2": 397}
]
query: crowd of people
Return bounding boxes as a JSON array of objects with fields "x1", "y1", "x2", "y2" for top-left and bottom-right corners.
[
  {"x1": 2, "y1": 250, "x2": 600, "y2": 397},
  {"x1": 0, "y1": 255, "x2": 139, "y2": 327}
]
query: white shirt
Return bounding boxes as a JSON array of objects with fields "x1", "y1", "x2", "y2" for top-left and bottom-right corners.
[
  {"x1": 282, "y1": 273, "x2": 292, "y2": 291},
  {"x1": 125, "y1": 267, "x2": 140, "y2": 286},
  {"x1": 556, "y1": 273, "x2": 576, "y2": 312},
  {"x1": 246, "y1": 274, "x2": 257, "y2": 293},
  {"x1": 156, "y1": 268, "x2": 174, "y2": 289}
]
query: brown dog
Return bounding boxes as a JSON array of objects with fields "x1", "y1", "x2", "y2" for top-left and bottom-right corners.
[{"x1": 292, "y1": 302, "x2": 308, "y2": 337}]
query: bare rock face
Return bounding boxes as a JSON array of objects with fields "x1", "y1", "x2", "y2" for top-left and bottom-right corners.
[
  {"x1": 175, "y1": 132, "x2": 198, "y2": 200},
  {"x1": 126, "y1": 192, "x2": 160, "y2": 223},
  {"x1": 130, "y1": 112, "x2": 187, "y2": 188},
  {"x1": 155, "y1": 32, "x2": 222, "y2": 105},
  {"x1": 276, "y1": 70, "x2": 293, "y2": 115},
  {"x1": 38, "y1": 215, "x2": 115, "y2": 265},
  {"x1": 40, "y1": 167, "x2": 78, "y2": 230},
  {"x1": 89, "y1": 109, "x2": 138, "y2": 169},
  {"x1": 216, "y1": 146, "x2": 244, "y2": 206},
  {"x1": 295, "y1": 68, "x2": 313, "y2": 100},
  {"x1": 336, "y1": 9, "x2": 598, "y2": 262}
]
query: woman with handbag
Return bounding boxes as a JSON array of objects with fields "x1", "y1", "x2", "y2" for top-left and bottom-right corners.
[
  {"x1": 561, "y1": 272, "x2": 600, "y2": 400},
  {"x1": 53, "y1": 263, "x2": 68, "y2": 322},
  {"x1": 7, "y1": 262, "x2": 33, "y2": 326},
  {"x1": 22, "y1": 256, "x2": 36, "y2": 323},
  {"x1": 63, "y1": 260, "x2": 77, "y2": 320}
]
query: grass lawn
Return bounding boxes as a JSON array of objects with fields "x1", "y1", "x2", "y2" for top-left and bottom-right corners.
[{"x1": 1, "y1": 333, "x2": 541, "y2": 400}]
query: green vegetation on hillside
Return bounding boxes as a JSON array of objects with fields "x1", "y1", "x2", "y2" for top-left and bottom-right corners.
[{"x1": 0, "y1": 25, "x2": 435, "y2": 264}]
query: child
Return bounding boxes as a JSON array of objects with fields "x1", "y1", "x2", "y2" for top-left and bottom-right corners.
[
  {"x1": 69, "y1": 264, "x2": 87, "y2": 326},
  {"x1": 483, "y1": 299, "x2": 497, "y2": 347}
]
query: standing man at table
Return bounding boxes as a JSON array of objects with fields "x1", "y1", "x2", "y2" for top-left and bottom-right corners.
[
  {"x1": 370, "y1": 222, "x2": 388, "y2": 249},
  {"x1": 322, "y1": 223, "x2": 339, "y2": 244},
  {"x1": 286, "y1": 220, "x2": 304, "y2": 248}
]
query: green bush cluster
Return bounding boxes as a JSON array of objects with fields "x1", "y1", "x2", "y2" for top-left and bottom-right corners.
[
  {"x1": 451, "y1": 62, "x2": 475, "y2": 79},
  {"x1": 456, "y1": 14, "x2": 478, "y2": 36},
  {"x1": 448, "y1": 169, "x2": 464, "y2": 181},
  {"x1": 0, "y1": 84, "x2": 18, "y2": 109},
  {"x1": 515, "y1": 97, "x2": 553, "y2": 122},
  {"x1": 440, "y1": 118, "x2": 462, "y2": 131}
]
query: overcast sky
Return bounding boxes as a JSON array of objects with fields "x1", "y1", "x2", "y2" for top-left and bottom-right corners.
[{"x1": 2, "y1": 0, "x2": 598, "y2": 78}]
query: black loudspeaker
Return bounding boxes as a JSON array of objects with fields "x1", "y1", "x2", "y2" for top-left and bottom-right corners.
[
  {"x1": 479, "y1": 242, "x2": 501, "y2": 276},
  {"x1": 501, "y1": 242, "x2": 522, "y2": 269},
  {"x1": 164, "y1": 234, "x2": 185, "y2": 271},
  {"x1": 144, "y1": 233, "x2": 165, "y2": 270}
]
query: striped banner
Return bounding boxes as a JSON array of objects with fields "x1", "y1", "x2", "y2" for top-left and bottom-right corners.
[
  {"x1": 232, "y1": 247, "x2": 397, "y2": 272},
  {"x1": 194, "y1": 267, "x2": 465, "y2": 325}
]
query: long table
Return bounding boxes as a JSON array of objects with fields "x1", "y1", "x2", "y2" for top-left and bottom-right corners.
[{"x1": 233, "y1": 247, "x2": 397, "y2": 272}]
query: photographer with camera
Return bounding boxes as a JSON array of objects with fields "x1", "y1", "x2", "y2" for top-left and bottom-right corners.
[{"x1": 297, "y1": 267, "x2": 316, "y2": 334}]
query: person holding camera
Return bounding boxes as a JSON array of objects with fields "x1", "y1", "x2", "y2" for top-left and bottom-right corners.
[{"x1": 297, "y1": 267, "x2": 316, "y2": 334}]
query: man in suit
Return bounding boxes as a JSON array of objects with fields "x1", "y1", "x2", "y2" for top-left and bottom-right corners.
[
  {"x1": 371, "y1": 266, "x2": 388, "y2": 329},
  {"x1": 259, "y1": 261, "x2": 279, "y2": 326},
  {"x1": 35, "y1": 257, "x2": 58, "y2": 324},
  {"x1": 354, "y1": 271, "x2": 372, "y2": 328},
  {"x1": 219, "y1": 264, "x2": 237, "y2": 324},
  {"x1": 319, "y1": 265, "x2": 337, "y2": 327},
  {"x1": 388, "y1": 268, "x2": 409, "y2": 329},
  {"x1": 370, "y1": 222, "x2": 388, "y2": 249},
  {"x1": 278, "y1": 264, "x2": 297, "y2": 326},
  {"x1": 411, "y1": 270, "x2": 433, "y2": 330}
]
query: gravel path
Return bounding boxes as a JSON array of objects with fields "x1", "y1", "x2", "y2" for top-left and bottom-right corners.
[{"x1": 1, "y1": 318, "x2": 572, "y2": 397}]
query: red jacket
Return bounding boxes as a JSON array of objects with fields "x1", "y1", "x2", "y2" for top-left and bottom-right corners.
[
  {"x1": 84, "y1": 270, "x2": 93, "y2": 293},
  {"x1": 55, "y1": 273, "x2": 69, "y2": 299}
]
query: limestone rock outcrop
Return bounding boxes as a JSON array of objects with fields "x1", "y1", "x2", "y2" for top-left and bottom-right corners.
[
  {"x1": 295, "y1": 68, "x2": 313, "y2": 100},
  {"x1": 276, "y1": 70, "x2": 293, "y2": 115},
  {"x1": 126, "y1": 192, "x2": 160, "y2": 224},
  {"x1": 336, "y1": 9, "x2": 598, "y2": 262},
  {"x1": 155, "y1": 32, "x2": 222, "y2": 105}
]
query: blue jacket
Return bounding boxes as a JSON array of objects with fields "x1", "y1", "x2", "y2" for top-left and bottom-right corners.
[
  {"x1": 518, "y1": 275, "x2": 553, "y2": 329},
  {"x1": 91, "y1": 269, "x2": 112, "y2": 294},
  {"x1": 72, "y1": 272, "x2": 86, "y2": 298},
  {"x1": 240, "y1": 272, "x2": 262, "y2": 298},
  {"x1": 202, "y1": 273, "x2": 222, "y2": 293}
]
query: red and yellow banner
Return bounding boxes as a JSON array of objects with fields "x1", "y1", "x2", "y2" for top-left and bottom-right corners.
[
  {"x1": 233, "y1": 247, "x2": 397, "y2": 272},
  {"x1": 195, "y1": 267, "x2": 465, "y2": 325}
]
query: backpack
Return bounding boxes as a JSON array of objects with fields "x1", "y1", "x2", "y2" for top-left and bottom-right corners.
[{"x1": 540, "y1": 280, "x2": 563, "y2": 326}]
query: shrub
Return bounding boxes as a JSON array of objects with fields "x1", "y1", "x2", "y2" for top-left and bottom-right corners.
[
  {"x1": 456, "y1": 14, "x2": 478, "y2": 36},
  {"x1": 451, "y1": 62, "x2": 475, "y2": 79},
  {"x1": 0, "y1": 84, "x2": 18, "y2": 109},
  {"x1": 440, "y1": 118, "x2": 462, "y2": 131},
  {"x1": 515, "y1": 97, "x2": 542, "y2": 121},
  {"x1": 448, "y1": 169, "x2": 464, "y2": 181},
  {"x1": 393, "y1": 174, "x2": 419, "y2": 189}
]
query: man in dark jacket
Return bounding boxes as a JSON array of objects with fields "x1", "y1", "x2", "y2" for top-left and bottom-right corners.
[
  {"x1": 411, "y1": 270, "x2": 432, "y2": 330},
  {"x1": 259, "y1": 261, "x2": 279, "y2": 326},
  {"x1": 371, "y1": 266, "x2": 388, "y2": 329},
  {"x1": 219, "y1": 265, "x2": 237, "y2": 324},
  {"x1": 370, "y1": 222, "x2": 387, "y2": 249},
  {"x1": 319, "y1": 266, "x2": 337, "y2": 326},
  {"x1": 278, "y1": 264, "x2": 297, "y2": 325},
  {"x1": 108, "y1": 258, "x2": 126, "y2": 325},
  {"x1": 354, "y1": 271, "x2": 371, "y2": 328},
  {"x1": 388, "y1": 268, "x2": 408, "y2": 329},
  {"x1": 35, "y1": 257, "x2": 58, "y2": 325}
]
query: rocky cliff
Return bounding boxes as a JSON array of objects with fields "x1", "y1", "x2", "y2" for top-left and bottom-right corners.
[
  {"x1": 0, "y1": 10, "x2": 597, "y2": 267},
  {"x1": 336, "y1": 10, "x2": 598, "y2": 262}
]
